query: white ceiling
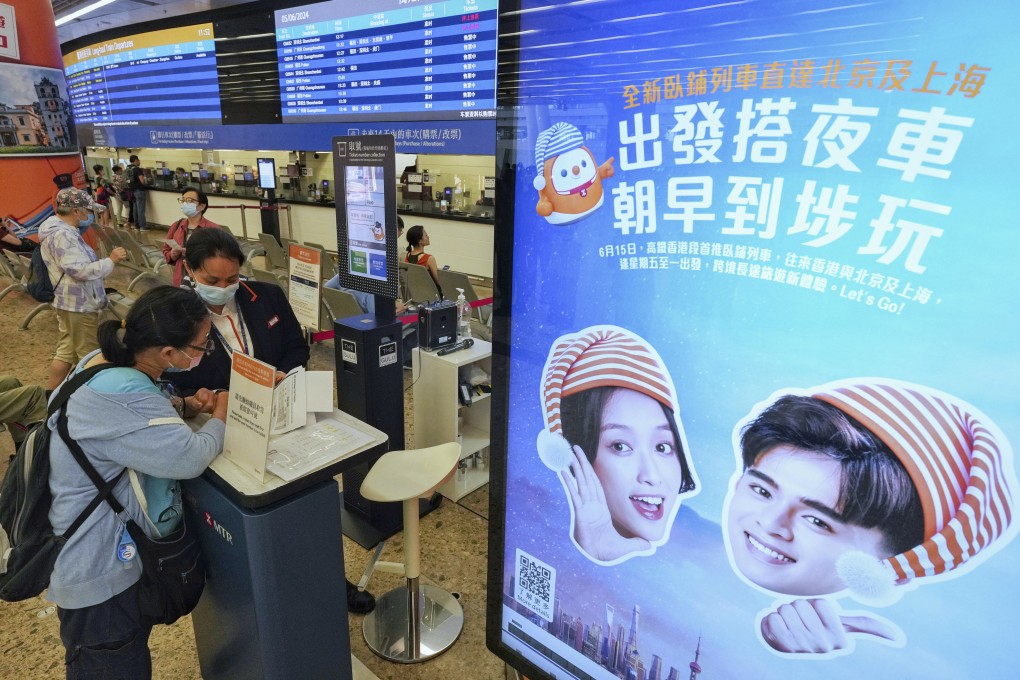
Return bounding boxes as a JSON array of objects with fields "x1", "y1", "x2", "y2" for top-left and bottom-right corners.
[{"x1": 53, "y1": 0, "x2": 259, "y2": 45}]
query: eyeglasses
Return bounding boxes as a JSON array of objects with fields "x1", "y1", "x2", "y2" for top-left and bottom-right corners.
[
  {"x1": 186, "y1": 337, "x2": 216, "y2": 356},
  {"x1": 177, "y1": 197, "x2": 200, "y2": 205}
]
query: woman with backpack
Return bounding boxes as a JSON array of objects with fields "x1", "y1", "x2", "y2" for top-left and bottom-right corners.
[
  {"x1": 38, "y1": 188, "x2": 127, "y2": 390},
  {"x1": 47, "y1": 285, "x2": 228, "y2": 679},
  {"x1": 162, "y1": 186, "x2": 221, "y2": 287}
]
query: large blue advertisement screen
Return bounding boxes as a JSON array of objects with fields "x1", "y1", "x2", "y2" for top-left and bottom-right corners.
[{"x1": 489, "y1": 1, "x2": 1020, "y2": 678}]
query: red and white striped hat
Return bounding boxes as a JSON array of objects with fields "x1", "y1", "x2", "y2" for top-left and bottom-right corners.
[
  {"x1": 536, "y1": 326, "x2": 678, "y2": 470},
  {"x1": 815, "y1": 380, "x2": 1016, "y2": 601}
]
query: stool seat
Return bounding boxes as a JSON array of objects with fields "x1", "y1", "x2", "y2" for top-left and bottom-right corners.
[
  {"x1": 360, "y1": 442, "x2": 464, "y2": 663},
  {"x1": 361, "y1": 443, "x2": 460, "y2": 502}
]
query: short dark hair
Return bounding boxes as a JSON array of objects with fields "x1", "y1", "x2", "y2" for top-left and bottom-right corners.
[
  {"x1": 560, "y1": 386, "x2": 696, "y2": 494},
  {"x1": 181, "y1": 186, "x2": 209, "y2": 214},
  {"x1": 92, "y1": 164, "x2": 104, "y2": 174},
  {"x1": 97, "y1": 286, "x2": 208, "y2": 367},
  {"x1": 112, "y1": 165, "x2": 122, "y2": 173},
  {"x1": 740, "y1": 395, "x2": 924, "y2": 556},
  {"x1": 184, "y1": 226, "x2": 244, "y2": 270},
  {"x1": 129, "y1": 154, "x2": 139, "y2": 163}
]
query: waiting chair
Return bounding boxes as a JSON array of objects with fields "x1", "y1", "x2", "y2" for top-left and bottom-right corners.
[
  {"x1": 360, "y1": 443, "x2": 464, "y2": 663},
  {"x1": 251, "y1": 267, "x2": 288, "y2": 293},
  {"x1": 436, "y1": 269, "x2": 491, "y2": 323},
  {"x1": 397, "y1": 261, "x2": 410, "y2": 301},
  {"x1": 320, "y1": 286, "x2": 365, "y2": 324},
  {"x1": 404, "y1": 261, "x2": 441, "y2": 304},
  {"x1": 237, "y1": 239, "x2": 266, "y2": 276},
  {"x1": 105, "y1": 228, "x2": 168, "y2": 292},
  {"x1": 1, "y1": 251, "x2": 54, "y2": 329},
  {"x1": 259, "y1": 233, "x2": 290, "y2": 271}
]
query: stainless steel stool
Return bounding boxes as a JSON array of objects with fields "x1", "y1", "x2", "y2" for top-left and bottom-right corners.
[{"x1": 360, "y1": 443, "x2": 463, "y2": 663}]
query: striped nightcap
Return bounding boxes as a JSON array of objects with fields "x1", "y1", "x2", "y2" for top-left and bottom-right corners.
[
  {"x1": 816, "y1": 381, "x2": 1015, "y2": 585},
  {"x1": 533, "y1": 122, "x2": 585, "y2": 191},
  {"x1": 542, "y1": 326, "x2": 677, "y2": 439}
]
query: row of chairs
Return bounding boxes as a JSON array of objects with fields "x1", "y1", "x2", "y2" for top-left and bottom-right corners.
[
  {"x1": 0, "y1": 250, "x2": 53, "y2": 330},
  {"x1": 0, "y1": 247, "x2": 132, "y2": 329}
]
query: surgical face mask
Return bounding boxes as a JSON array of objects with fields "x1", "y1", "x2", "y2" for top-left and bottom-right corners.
[
  {"x1": 181, "y1": 202, "x2": 200, "y2": 218},
  {"x1": 78, "y1": 212, "x2": 94, "y2": 228},
  {"x1": 194, "y1": 280, "x2": 239, "y2": 307},
  {"x1": 165, "y1": 348, "x2": 202, "y2": 372}
]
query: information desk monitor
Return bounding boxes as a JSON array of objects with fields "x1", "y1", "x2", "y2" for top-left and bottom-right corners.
[
  {"x1": 332, "y1": 134, "x2": 398, "y2": 301},
  {"x1": 257, "y1": 158, "x2": 277, "y2": 190}
]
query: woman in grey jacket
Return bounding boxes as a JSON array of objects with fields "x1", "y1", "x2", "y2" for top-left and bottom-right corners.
[{"x1": 47, "y1": 285, "x2": 228, "y2": 679}]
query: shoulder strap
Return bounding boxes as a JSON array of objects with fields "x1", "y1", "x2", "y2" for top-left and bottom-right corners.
[
  {"x1": 51, "y1": 364, "x2": 132, "y2": 540},
  {"x1": 48, "y1": 363, "x2": 116, "y2": 418}
]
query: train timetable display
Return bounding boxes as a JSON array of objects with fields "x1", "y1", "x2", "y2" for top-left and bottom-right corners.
[
  {"x1": 63, "y1": 24, "x2": 221, "y2": 126},
  {"x1": 275, "y1": 0, "x2": 497, "y2": 122}
]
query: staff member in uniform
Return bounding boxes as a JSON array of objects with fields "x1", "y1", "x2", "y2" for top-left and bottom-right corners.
[
  {"x1": 164, "y1": 227, "x2": 376, "y2": 613},
  {"x1": 163, "y1": 227, "x2": 307, "y2": 393}
]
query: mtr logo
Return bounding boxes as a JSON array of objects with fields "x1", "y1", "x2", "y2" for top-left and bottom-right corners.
[{"x1": 205, "y1": 512, "x2": 234, "y2": 545}]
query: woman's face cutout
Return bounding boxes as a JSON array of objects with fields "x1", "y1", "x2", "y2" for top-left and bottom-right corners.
[{"x1": 591, "y1": 388, "x2": 685, "y2": 542}]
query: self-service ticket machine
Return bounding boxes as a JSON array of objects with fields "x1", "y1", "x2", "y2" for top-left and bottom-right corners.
[{"x1": 182, "y1": 410, "x2": 387, "y2": 680}]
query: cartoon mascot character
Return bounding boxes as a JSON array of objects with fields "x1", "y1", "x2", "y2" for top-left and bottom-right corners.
[{"x1": 533, "y1": 122, "x2": 615, "y2": 225}]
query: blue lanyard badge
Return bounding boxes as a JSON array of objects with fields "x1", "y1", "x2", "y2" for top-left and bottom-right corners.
[{"x1": 117, "y1": 524, "x2": 137, "y2": 564}]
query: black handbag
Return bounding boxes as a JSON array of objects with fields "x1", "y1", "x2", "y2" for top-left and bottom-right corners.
[
  {"x1": 124, "y1": 515, "x2": 205, "y2": 626},
  {"x1": 58, "y1": 414, "x2": 206, "y2": 626}
]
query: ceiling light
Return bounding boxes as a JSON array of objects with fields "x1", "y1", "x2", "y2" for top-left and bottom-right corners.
[{"x1": 55, "y1": 0, "x2": 118, "y2": 27}]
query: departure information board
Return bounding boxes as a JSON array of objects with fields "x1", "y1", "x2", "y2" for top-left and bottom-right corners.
[
  {"x1": 275, "y1": 0, "x2": 497, "y2": 123},
  {"x1": 63, "y1": 24, "x2": 221, "y2": 126}
]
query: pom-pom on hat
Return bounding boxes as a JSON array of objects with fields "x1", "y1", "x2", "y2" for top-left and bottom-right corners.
[
  {"x1": 537, "y1": 326, "x2": 679, "y2": 471},
  {"x1": 815, "y1": 381, "x2": 1015, "y2": 603},
  {"x1": 533, "y1": 122, "x2": 585, "y2": 192}
]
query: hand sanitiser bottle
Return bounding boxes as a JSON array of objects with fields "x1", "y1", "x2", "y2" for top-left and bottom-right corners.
[{"x1": 456, "y1": 287, "x2": 471, "y2": 341}]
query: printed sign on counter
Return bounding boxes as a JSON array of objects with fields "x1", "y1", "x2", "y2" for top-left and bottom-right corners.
[
  {"x1": 287, "y1": 244, "x2": 323, "y2": 330},
  {"x1": 223, "y1": 353, "x2": 276, "y2": 482}
]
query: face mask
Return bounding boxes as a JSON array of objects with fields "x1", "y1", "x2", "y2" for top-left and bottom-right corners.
[
  {"x1": 78, "y1": 212, "x2": 94, "y2": 228},
  {"x1": 194, "y1": 280, "x2": 240, "y2": 307},
  {"x1": 181, "y1": 202, "x2": 199, "y2": 218},
  {"x1": 165, "y1": 348, "x2": 202, "y2": 373}
]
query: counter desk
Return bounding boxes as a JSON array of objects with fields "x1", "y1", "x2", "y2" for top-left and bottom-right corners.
[
  {"x1": 182, "y1": 409, "x2": 387, "y2": 680},
  {"x1": 144, "y1": 187, "x2": 495, "y2": 279}
]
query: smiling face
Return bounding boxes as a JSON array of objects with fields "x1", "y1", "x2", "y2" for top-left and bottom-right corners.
[
  {"x1": 591, "y1": 389, "x2": 685, "y2": 543},
  {"x1": 726, "y1": 445, "x2": 891, "y2": 596},
  {"x1": 549, "y1": 147, "x2": 598, "y2": 195},
  {"x1": 540, "y1": 146, "x2": 606, "y2": 223}
]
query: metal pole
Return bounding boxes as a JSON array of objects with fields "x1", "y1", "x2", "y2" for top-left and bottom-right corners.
[{"x1": 239, "y1": 205, "x2": 249, "y2": 241}]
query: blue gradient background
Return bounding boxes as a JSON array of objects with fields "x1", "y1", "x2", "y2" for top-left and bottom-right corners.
[{"x1": 497, "y1": 1, "x2": 1020, "y2": 677}]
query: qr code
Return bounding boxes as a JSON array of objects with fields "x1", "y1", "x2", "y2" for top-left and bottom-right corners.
[{"x1": 514, "y1": 549, "x2": 556, "y2": 621}]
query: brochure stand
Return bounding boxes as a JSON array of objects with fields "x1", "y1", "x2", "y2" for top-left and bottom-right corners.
[{"x1": 182, "y1": 410, "x2": 387, "y2": 680}]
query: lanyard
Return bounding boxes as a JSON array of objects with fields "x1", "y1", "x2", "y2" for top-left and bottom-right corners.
[{"x1": 213, "y1": 309, "x2": 250, "y2": 355}]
